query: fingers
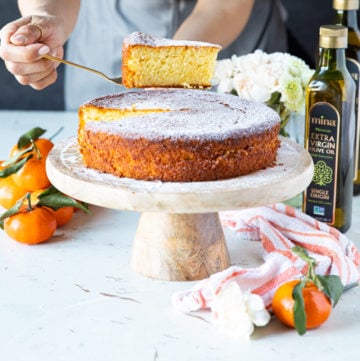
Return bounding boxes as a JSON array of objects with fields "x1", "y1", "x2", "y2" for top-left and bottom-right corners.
[
  {"x1": 23, "y1": 68, "x2": 59, "y2": 91},
  {"x1": 0, "y1": 16, "x2": 63, "y2": 90},
  {"x1": 9, "y1": 19, "x2": 50, "y2": 47},
  {"x1": 0, "y1": 17, "x2": 50, "y2": 62},
  {"x1": 1, "y1": 43, "x2": 58, "y2": 88},
  {"x1": 0, "y1": 42, "x2": 50, "y2": 64},
  {"x1": 1, "y1": 16, "x2": 42, "y2": 45},
  {"x1": 5, "y1": 55, "x2": 53, "y2": 79},
  {"x1": 10, "y1": 23, "x2": 43, "y2": 46},
  {"x1": 4, "y1": 56, "x2": 59, "y2": 90},
  {"x1": 11, "y1": 62, "x2": 58, "y2": 90}
]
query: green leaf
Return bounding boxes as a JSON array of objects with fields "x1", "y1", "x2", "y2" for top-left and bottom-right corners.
[
  {"x1": 266, "y1": 91, "x2": 282, "y2": 106},
  {"x1": 292, "y1": 280, "x2": 307, "y2": 335},
  {"x1": 0, "y1": 155, "x2": 32, "y2": 178},
  {"x1": 317, "y1": 275, "x2": 344, "y2": 307},
  {"x1": 291, "y1": 246, "x2": 318, "y2": 281},
  {"x1": 37, "y1": 185, "x2": 59, "y2": 197},
  {"x1": 38, "y1": 194, "x2": 89, "y2": 213},
  {"x1": 2, "y1": 145, "x2": 33, "y2": 167},
  {"x1": 37, "y1": 186, "x2": 90, "y2": 214},
  {"x1": 17, "y1": 127, "x2": 46, "y2": 149},
  {"x1": 292, "y1": 246, "x2": 316, "y2": 266}
]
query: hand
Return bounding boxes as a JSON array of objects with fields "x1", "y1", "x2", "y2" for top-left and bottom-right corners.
[{"x1": 0, "y1": 15, "x2": 66, "y2": 90}]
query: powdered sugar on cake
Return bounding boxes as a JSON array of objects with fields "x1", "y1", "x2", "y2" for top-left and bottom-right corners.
[
  {"x1": 124, "y1": 32, "x2": 221, "y2": 49},
  {"x1": 84, "y1": 89, "x2": 279, "y2": 141}
]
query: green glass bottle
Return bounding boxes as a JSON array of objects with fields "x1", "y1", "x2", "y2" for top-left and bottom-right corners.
[
  {"x1": 334, "y1": 0, "x2": 360, "y2": 194},
  {"x1": 303, "y1": 25, "x2": 356, "y2": 232}
]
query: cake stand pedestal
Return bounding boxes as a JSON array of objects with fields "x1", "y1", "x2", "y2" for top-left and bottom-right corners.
[{"x1": 46, "y1": 137, "x2": 313, "y2": 281}]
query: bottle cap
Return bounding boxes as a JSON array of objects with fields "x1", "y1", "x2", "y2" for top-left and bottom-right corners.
[
  {"x1": 333, "y1": 0, "x2": 359, "y2": 10},
  {"x1": 319, "y1": 25, "x2": 348, "y2": 48}
]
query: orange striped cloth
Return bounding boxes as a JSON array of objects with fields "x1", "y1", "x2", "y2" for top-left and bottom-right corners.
[{"x1": 172, "y1": 203, "x2": 360, "y2": 313}]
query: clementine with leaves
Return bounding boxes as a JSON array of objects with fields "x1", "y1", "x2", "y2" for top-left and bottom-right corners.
[
  {"x1": 272, "y1": 280, "x2": 332, "y2": 330},
  {"x1": 1, "y1": 126, "x2": 90, "y2": 245},
  {"x1": 0, "y1": 186, "x2": 89, "y2": 245},
  {"x1": 271, "y1": 246, "x2": 344, "y2": 335},
  {"x1": 1, "y1": 127, "x2": 55, "y2": 193},
  {"x1": 3, "y1": 203, "x2": 57, "y2": 245}
]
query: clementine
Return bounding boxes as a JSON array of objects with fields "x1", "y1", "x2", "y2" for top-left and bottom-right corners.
[
  {"x1": 33, "y1": 138, "x2": 54, "y2": 158},
  {"x1": 49, "y1": 206, "x2": 74, "y2": 227},
  {"x1": 4, "y1": 205, "x2": 57, "y2": 245},
  {"x1": 272, "y1": 280, "x2": 332, "y2": 330},
  {"x1": 0, "y1": 176, "x2": 28, "y2": 209},
  {"x1": 12, "y1": 158, "x2": 51, "y2": 192}
]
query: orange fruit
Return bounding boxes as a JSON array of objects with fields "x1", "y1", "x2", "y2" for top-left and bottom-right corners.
[
  {"x1": 272, "y1": 280, "x2": 332, "y2": 330},
  {"x1": 33, "y1": 138, "x2": 54, "y2": 158},
  {"x1": 12, "y1": 158, "x2": 51, "y2": 192},
  {"x1": 0, "y1": 176, "x2": 28, "y2": 209},
  {"x1": 10, "y1": 138, "x2": 54, "y2": 159},
  {"x1": 49, "y1": 206, "x2": 74, "y2": 227},
  {"x1": 4, "y1": 205, "x2": 57, "y2": 245}
]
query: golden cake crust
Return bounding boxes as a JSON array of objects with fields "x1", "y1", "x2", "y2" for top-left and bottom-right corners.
[{"x1": 78, "y1": 89, "x2": 280, "y2": 182}]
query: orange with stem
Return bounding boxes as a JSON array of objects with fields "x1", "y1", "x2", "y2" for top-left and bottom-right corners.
[
  {"x1": 3, "y1": 195, "x2": 57, "y2": 245},
  {"x1": 271, "y1": 246, "x2": 344, "y2": 335}
]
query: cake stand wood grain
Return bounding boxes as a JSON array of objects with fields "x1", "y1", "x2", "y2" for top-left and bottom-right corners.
[{"x1": 46, "y1": 136, "x2": 314, "y2": 281}]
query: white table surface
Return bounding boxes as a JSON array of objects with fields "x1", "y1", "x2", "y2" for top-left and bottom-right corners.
[{"x1": 0, "y1": 110, "x2": 359, "y2": 361}]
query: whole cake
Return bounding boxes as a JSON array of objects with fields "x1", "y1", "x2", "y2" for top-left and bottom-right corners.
[
  {"x1": 122, "y1": 32, "x2": 221, "y2": 89},
  {"x1": 78, "y1": 89, "x2": 280, "y2": 182}
]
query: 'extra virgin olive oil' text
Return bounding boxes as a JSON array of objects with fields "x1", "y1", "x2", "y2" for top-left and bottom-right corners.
[{"x1": 303, "y1": 25, "x2": 355, "y2": 232}]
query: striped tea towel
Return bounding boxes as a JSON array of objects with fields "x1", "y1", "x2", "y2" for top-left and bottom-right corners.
[{"x1": 172, "y1": 203, "x2": 360, "y2": 313}]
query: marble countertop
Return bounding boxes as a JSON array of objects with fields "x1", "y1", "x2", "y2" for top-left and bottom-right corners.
[{"x1": 0, "y1": 111, "x2": 359, "y2": 361}]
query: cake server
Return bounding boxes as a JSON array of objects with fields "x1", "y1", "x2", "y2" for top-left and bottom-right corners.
[{"x1": 43, "y1": 54, "x2": 123, "y2": 85}]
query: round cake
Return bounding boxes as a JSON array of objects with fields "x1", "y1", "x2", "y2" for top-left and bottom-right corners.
[{"x1": 78, "y1": 89, "x2": 280, "y2": 182}]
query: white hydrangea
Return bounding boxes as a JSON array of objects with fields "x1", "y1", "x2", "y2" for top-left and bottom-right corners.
[
  {"x1": 210, "y1": 281, "x2": 270, "y2": 340},
  {"x1": 213, "y1": 50, "x2": 314, "y2": 115}
]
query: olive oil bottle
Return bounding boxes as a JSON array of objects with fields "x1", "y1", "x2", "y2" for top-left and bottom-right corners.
[
  {"x1": 334, "y1": 0, "x2": 360, "y2": 194},
  {"x1": 304, "y1": 25, "x2": 356, "y2": 232}
]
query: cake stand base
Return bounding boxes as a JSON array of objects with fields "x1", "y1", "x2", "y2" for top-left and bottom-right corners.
[
  {"x1": 131, "y1": 212, "x2": 230, "y2": 281},
  {"x1": 46, "y1": 137, "x2": 314, "y2": 281}
]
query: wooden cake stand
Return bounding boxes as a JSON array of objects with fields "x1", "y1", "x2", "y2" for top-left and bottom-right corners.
[{"x1": 46, "y1": 137, "x2": 314, "y2": 281}]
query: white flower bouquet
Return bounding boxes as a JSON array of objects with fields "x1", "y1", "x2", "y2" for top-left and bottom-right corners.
[{"x1": 212, "y1": 50, "x2": 314, "y2": 137}]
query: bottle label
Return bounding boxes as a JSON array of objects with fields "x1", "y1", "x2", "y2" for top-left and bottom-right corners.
[
  {"x1": 346, "y1": 57, "x2": 360, "y2": 181},
  {"x1": 304, "y1": 102, "x2": 340, "y2": 225}
]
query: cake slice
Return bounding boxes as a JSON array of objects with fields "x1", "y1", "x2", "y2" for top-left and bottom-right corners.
[{"x1": 121, "y1": 32, "x2": 221, "y2": 89}]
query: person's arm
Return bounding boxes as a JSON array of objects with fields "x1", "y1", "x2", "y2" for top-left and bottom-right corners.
[
  {"x1": 0, "y1": 0, "x2": 80, "y2": 90},
  {"x1": 173, "y1": 0, "x2": 255, "y2": 48}
]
